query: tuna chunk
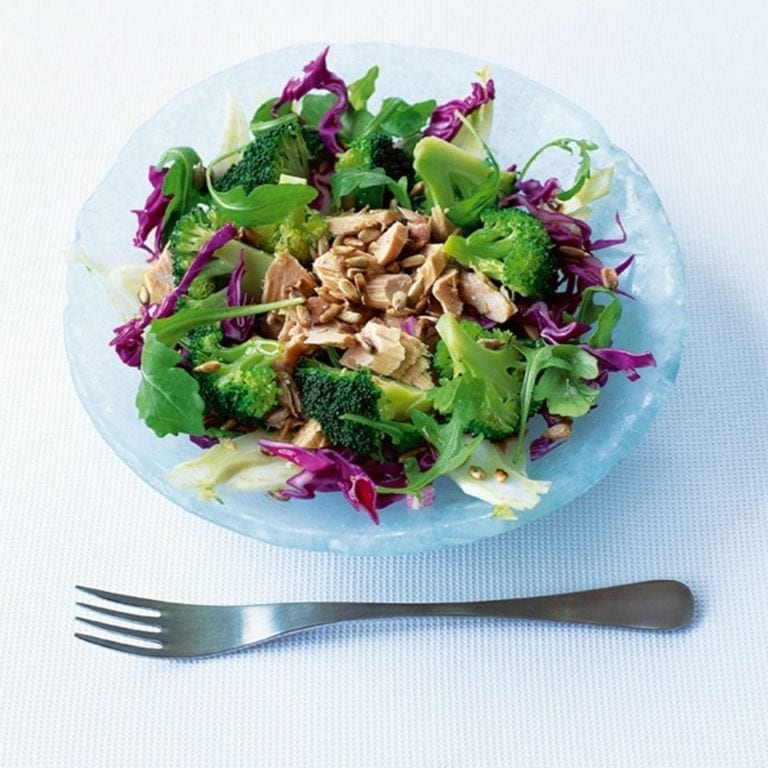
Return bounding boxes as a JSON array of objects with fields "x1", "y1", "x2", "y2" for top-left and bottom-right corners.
[
  {"x1": 368, "y1": 221, "x2": 409, "y2": 266},
  {"x1": 325, "y1": 209, "x2": 399, "y2": 236},
  {"x1": 457, "y1": 270, "x2": 516, "y2": 323},
  {"x1": 391, "y1": 333, "x2": 434, "y2": 390},
  {"x1": 261, "y1": 251, "x2": 316, "y2": 303},
  {"x1": 340, "y1": 321, "x2": 405, "y2": 376},
  {"x1": 363, "y1": 273, "x2": 412, "y2": 310},
  {"x1": 429, "y1": 205, "x2": 457, "y2": 243},
  {"x1": 303, "y1": 321, "x2": 357, "y2": 349},
  {"x1": 143, "y1": 247, "x2": 174, "y2": 302},
  {"x1": 291, "y1": 418, "x2": 330, "y2": 449},
  {"x1": 398, "y1": 208, "x2": 432, "y2": 252},
  {"x1": 431, "y1": 268, "x2": 463, "y2": 315},
  {"x1": 340, "y1": 320, "x2": 432, "y2": 389},
  {"x1": 412, "y1": 244, "x2": 446, "y2": 294}
]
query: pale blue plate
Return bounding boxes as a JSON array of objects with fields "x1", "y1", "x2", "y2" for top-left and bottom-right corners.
[{"x1": 64, "y1": 43, "x2": 686, "y2": 555}]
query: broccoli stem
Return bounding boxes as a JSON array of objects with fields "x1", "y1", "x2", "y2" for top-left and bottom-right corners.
[{"x1": 442, "y1": 235, "x2": 504, "y2": 283}]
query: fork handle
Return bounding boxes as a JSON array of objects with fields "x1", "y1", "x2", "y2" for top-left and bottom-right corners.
[{"x1": 270, "y1": 580, "x2": 694, "y2": 634}]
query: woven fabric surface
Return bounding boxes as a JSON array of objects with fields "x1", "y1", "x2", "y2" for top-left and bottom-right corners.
[{"x1": 1, "y1": 1, "x2": 767, "y2": 766}]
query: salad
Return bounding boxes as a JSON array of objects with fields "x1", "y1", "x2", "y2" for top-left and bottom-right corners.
[{"x1": 110, "y1": 47, "x2": 655, "y2": 524}]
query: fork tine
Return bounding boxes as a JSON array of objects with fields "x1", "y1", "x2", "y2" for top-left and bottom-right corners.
[
  {"x1": 76, "y1": 585, "x2": 167, "y2": 611},
  {"x1": 75, "y1": 601, "x2": 162, "y2": 627},
  {"x1": 74, "y1": 632, "x2": 168, "y2": 657},
  {"x1": 75, "y1": 616, "x2": 163, "y2": 643}
]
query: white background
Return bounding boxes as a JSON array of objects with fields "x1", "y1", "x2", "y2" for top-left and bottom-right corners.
[{"x1": 2, "y1": 1, "x2": 767, "y2": 766}]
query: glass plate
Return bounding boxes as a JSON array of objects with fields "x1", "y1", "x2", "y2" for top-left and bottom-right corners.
[{"x1": 64, "y1": 43, "x2": 686, "y2": 555}]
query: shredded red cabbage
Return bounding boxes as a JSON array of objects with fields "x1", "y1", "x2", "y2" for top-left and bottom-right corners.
[
  {"x1": 110, "y1": 224, "x2": 238, "y2": 366},
  {"x1": 189, "y1": 434, "x2": 220, "y2": 449},
  {"x1": 525, "y1": 301, "x2": 591, "y2": 343},
  {"x1": 400, "y1": 315, "x2": 419, "y2": 336},
  {"x1": 131, "y1": 166, "x2": 170, "y2": 260},
  {"x1": 424, "y1": 79, "x2": 496, "y2": 141},
  {"x1": 562, "y1": 253, "x2": 635, "y2": 297},
  {"x1": 271, "y1": 47, "x2": 348, "y2": 155},
  {"x1": 590, "y1": 212, "x2": 629, "y2": 251},
  {"x1": 308, "y1": 167, "x2": 334, "y2": 213},
  {"x1": 258, "y1": 439, "x2": 409, "y2": 523},
  {"x1": 581, "y1": 345, "x2": 657, "y2": 383},
  {"x1": 503, "y1": 180, "x2": 628, "y2": 255},
  {"x1": 221, "y1": 253, "x2": 256, "y2": 342}
]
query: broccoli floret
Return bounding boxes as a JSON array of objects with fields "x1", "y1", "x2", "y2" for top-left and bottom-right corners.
[
  {"x1": 412, "y1": 135, "x2": 515, "y2": 227},
  {"x1": 293, "y1": 358, "x2": 428, "y2": 454},
  {"x1": 294, "y1": 359, "x2": 382, "y2": 455},
  {"x1": 302, "y1": 126, "x2": 329, "y2": 166},
  {"x1": 250, "y1": 206, "x2": 329, "y2": 264},
  {"x1": 166, "y1": 205, "x2": 276, "y2": 299},
  {"x1": 167, "y1": 206, "x2": 232, "y2": 298},
  {"x1": 214, "y1": 114, "x2": 311, "y2": 193},
  {"x1": 337, "y1": 133, "x2": 414, "y2": 184},
  {"x1": 430, "y1": 314, "x2": 524, "y2": 441},
  {"x1": 335, "y1": 132, "x2": 414, "y2": 208},
  {"x1": 444, "y1": 207, "x2": 556, "y2": 299},
  {"x1": 182, "y1": 324, "x2": 283, "y2": 426}
]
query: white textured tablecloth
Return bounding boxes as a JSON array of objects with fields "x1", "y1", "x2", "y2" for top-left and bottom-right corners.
[{"x1": 2, "y1": 1, "x2": 767, "y2": 765}]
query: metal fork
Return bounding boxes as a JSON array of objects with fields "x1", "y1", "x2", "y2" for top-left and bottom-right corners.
[{"x1": 75, "y1": 580, "x2": 694, "y2": 658}]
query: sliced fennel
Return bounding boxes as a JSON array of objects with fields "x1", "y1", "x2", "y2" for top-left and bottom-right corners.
[
  {"x1": 166, "y1": 432, "x2": 296, "y2": 502},
  {"x1": 447, "y1": 440, "x2": 550, "y2": 520},
  {"x1": 558, "y1": 165, "x2": 614, "y2": 218},
  {"x1": 211, "y1": 92, "x2": 252, "y2": 176},
  {"x1": 449, "y1": 67, "x2": 495, "y2": 159}
]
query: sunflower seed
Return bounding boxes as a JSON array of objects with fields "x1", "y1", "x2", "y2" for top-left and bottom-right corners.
[
  {"x1": 600, "y1": 266, "x2": 619, "y2": 290},
  {"x1": 338, "y1": 278, "x2": 360, "y2": 302},
  {"x1": 353, "y1": 272, "x2": 367, "y2": 293},
  {"x1": 345, "y1": 254, "x2": 372, "y2": 269},
  {"x1": 559, "y1": 245, "x2": 592, "y2": 260},
  {"x1": 400, "y1": 254, "x2": 426, "y2": 269},
  {"x1": 296, "y1": 304, "x2": 313, "y2": 327},
  {"x1": 544, "y1": 422, "x2": 572, "y2": 441},
  {"x1": 407, "y1": 275, "x2": 425, "y2": 302},
  {"x1": 469, "y1": 466, "x2": 487, "y2": 481},
  {"x1": 358, "y1": 227, "x2": 381, "y2": 244},
  {"x1": 338, "y1": 309, "x2": 363, "y2": 324},
  {"x1": 193, "y1": 361, "x2": 222, "y2": 373},
  {"x1": 317, "y1": 303, "x2": 342, "y2": 323}
]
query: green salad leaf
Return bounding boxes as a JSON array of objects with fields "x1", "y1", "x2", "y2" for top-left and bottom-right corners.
[
  {"x1": 157, "y1": 147, "x2": 204, "y2": 241},
  {"x1": 347, "y1": 65, "x2": 379, "y2": 111},
  {"x1": 330, "y1": 167, "x2": 411, "y2": 208},
  {"x1": 575, "y1": 286, "x2": 623, "y2": 348},
  {"x1": 207, "y1": 175, "x2": 318, "y2": 227},
  {"x1": 136, "y1": 329, "x2": 206, "y2": 437},
  {"x1": 378, "y1": 412, "x2": 483, "y2": 496},
  {"x1": 518, "y1": 138, "x2": 599, "y2": 201}
]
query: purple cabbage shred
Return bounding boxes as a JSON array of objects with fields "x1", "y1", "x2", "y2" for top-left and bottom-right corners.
[
  {"x1": 524, "y1": 301, "x2": 591, "y2": 344},
  {"x1": 221, "y1": 253, "x2": 256, "y2": 342},
  {"x1": 308, "y1": 167, "x2": 334, "y2": 213},
  {"x1": 131, "y1": 166, "x2": 170, "y2": 260},
  {"x1": 271, "y1": 47, "x2": 348, "y2": 155},
  {"x1": 581, "y1": 345, "x2": 657, "y2": 383},
  {"x1": 424, "y1": 79, "x2": 496, "y2": 141},
  {"x1": 258, "y1": 439, "x2": 411, "y2": 523}
]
